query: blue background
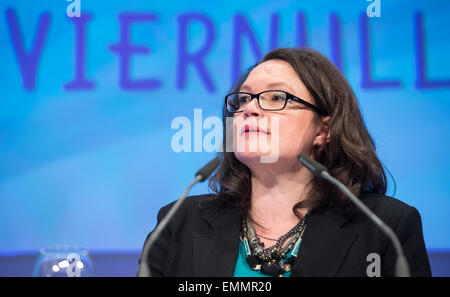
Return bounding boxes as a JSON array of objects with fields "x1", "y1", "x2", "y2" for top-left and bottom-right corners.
[{"x1": 0, "y1": 0, "x2": 449, "y2": 275}]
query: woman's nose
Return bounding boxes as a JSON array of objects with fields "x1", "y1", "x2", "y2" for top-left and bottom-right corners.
[{"x1": 242, "y1": 97, "x2": 263, "y2": 118}]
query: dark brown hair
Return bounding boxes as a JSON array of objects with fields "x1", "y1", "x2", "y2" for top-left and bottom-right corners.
[{"x1": 209, "y1": 47, "x2": 390, "y2": 217}]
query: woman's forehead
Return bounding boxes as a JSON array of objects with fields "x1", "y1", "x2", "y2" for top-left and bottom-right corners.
[
  {"x1": 249, "y1": 59, "x2": 295, "y2": 78},
  {"x1": 241, "y1": 59, "x2": 311, "y2": 100}
]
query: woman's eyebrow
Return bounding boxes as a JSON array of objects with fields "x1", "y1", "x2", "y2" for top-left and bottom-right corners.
[
  {"x1": 265, "y1": 82, "x2": 294, "y2": 92},
  {"x1": 239, "y1": 82, "x2": 294, "y2": 93},
  {"x1": 239, "y1": 85, "x2": 252, "y2": 92}
]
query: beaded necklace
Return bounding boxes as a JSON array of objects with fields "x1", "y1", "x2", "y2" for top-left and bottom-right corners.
[{"x1": 240, "y1": 209, "x2": 311, "y2": 277}]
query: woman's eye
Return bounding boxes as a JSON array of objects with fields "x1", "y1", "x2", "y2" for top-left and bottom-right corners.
[
  {"x1": 271, "y1": 95, "x2": 283, "y2": 101},
  {"x1": 239, "y1": 97, "x2": 249, "y2": 104}
]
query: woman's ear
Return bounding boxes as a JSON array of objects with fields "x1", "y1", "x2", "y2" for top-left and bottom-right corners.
[{"x1": 313, "y1": 116, "x2": 331, "y2": 146}]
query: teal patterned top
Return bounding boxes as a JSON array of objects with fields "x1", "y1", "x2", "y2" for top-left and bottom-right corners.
[{"x1": 233, "y1": 238, "x2": 302, "y2": 277}]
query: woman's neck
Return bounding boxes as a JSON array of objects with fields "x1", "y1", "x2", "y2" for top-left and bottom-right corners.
[{"x1": 249, "y1": 162, "x2": 313, "y2": 237}]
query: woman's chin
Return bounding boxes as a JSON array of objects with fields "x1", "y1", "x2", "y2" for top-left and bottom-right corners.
[{"x1": 234, "y1": 149, "x2": 280, "y2": 165}]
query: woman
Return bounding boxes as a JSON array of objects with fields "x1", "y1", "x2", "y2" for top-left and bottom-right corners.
[{"x1": 140, "y1": 47, "x2": 431, "y2": 277}]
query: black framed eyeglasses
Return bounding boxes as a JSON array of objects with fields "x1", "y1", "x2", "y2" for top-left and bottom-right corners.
[{"x1": 225, "y1": 90, "x2": 325, "y2": 115}]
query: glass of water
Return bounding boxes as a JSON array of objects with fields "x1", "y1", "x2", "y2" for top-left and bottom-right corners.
[{"x1": 33, "y1": 245, "x2": 94, "y2": 277}]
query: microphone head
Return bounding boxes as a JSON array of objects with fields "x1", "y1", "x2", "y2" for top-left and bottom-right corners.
[
  {"x1": 195, "y1": 157, "x2": 220, "y2": 182},
  {"x1": 297, "y1": 154, "x2": 328, "y2": 178}
]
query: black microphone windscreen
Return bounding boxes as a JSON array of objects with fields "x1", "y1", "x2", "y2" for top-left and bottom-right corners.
[
  {"x1": 297, "y1": 154, "x2": 328, "y2": 178},
  {"x1": 195, "y1": 157, "x2": 220, "y2": 182}
]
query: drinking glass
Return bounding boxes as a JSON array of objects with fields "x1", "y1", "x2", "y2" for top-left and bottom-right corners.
[{"x1": 32, "y1": 245, "x2": 94, "y2": 277}]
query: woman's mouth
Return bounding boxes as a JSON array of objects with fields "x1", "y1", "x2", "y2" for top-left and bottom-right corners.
[{"x1": 241, "y1": 124, "x2": 270, "y2": 135}]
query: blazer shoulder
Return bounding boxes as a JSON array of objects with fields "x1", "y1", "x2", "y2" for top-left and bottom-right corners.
[
  {"x1": 359, "y1": 193, "x2": 415, "y2": 212},
  {"x1": 157, "y1": 193, "x2": 222, "y2": 222},
  {"x1": 358, "y1": 193, "x2": 422, "y2": 228}
]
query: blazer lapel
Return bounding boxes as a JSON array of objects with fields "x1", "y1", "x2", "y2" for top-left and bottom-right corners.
[
  {"x1": 193, "y1": 201, "x2": 241, "y2": 277},
  {"x1": 291, "y1": 205, "x2": 357, "y2": 277}
]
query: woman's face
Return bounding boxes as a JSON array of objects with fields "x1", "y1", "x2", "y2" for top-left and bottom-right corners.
[{"x1": 232, "y1": 59, "x2": 327, "y2": 168}]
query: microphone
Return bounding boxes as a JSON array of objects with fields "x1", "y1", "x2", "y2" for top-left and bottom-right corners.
[
  {"x1": 195, "y1": 156, "x2": 220, "y2": 182},
  {"x1": 298, "y1": 154, "x2": 411, "y2": 277},
  {"x1": 137, "y1": 157, "x2": 220, "y2": 277}
]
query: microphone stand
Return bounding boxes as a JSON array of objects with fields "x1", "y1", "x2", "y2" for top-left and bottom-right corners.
[
  {"x1": 137, "y1": 157, "x2": 219, "y2": 277},
  {"x1": 321, "y1": 171, "x2": 410, "y2": 277},
  {"x1": 137, "y1": 175, "x2": 202, "y2": 277},
  {"x1": 298, "y1": 154, "x2": 410, "y2": 277}
]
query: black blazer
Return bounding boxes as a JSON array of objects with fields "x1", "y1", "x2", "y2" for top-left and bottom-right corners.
[{"x1": 140, "y1": 193, "x2": 431, "y2": 277}]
